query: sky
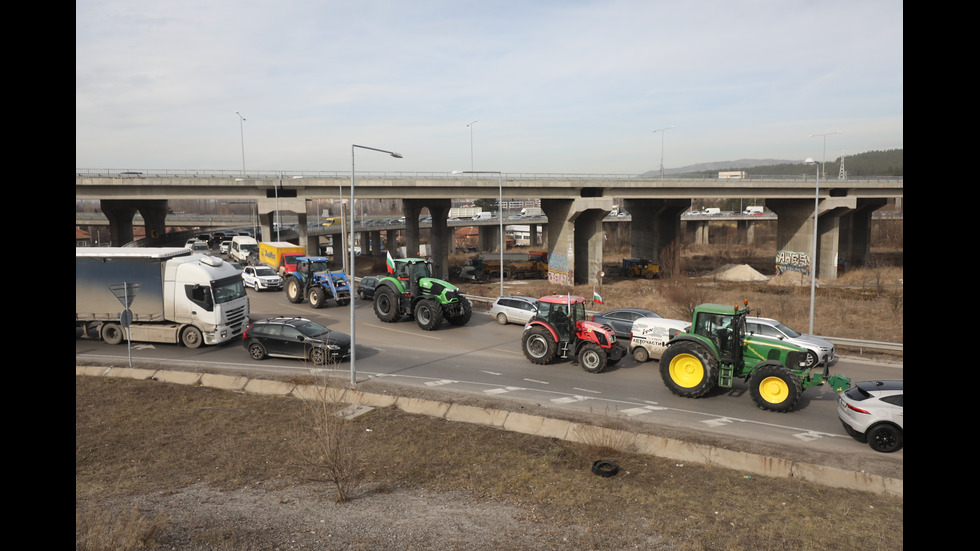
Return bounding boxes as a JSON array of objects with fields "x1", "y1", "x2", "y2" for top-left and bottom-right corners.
[{"x1": 76, "y1": 0, "x2": 903, "y2": 175}]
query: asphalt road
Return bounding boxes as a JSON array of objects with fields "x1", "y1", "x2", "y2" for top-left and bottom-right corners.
[{"x1": 76, "y1": 281, "x2": 904, "y2": 473}]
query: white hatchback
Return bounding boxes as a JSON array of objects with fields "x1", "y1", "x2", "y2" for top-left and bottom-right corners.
[{"x1": 241, "y1": 265, "x2": 284, "y2": 291}]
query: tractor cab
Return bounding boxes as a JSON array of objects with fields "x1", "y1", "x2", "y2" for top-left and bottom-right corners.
[
  {"x1": 532, "y1": 295, "x2": 588, "y2": 342},
  {"x1": 690, "y1": 304, "x2": 748, "y2": 365}
]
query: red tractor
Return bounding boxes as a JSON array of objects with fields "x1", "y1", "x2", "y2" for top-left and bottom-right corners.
[{"x1": 521, "y1": 295, "x2": 624, "y2": 373}]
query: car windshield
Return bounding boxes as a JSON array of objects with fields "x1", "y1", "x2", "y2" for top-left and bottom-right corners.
[
  {"x1": 774, "y1": 322, "x2": 801, "y2": 338},
  {"x1": 295, "y1": 321, "x2": 329, "y2": 338},
  {"x1": 254, "y1": 266, "x2": 277, "y2": 276}
]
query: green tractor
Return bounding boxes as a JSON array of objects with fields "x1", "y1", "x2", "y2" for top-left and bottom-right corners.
[
  {"x1": 373, "y1": 257, "x2": 473, "y2": 330},
  {"x1": 659, "y1": 300, "x2": 851, "y2": 412}
]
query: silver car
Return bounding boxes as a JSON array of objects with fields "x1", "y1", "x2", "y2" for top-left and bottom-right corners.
[
  {"x1": 488, "y1": 296, "x2": 539, "y2": 325},
  {"x1": 838, "y1": 380, "x2": 903, "y2": 453},
  {"x1": 746, "y1": 317, "x2": 835, "y2": 368}
]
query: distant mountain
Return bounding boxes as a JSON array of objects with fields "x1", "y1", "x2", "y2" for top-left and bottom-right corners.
[{"x1": 640, "y1": 159, "x2": 792, "y2": 178}]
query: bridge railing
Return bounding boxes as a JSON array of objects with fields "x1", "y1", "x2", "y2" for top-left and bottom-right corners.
[{"x1": 76, "y1": 168, "x2": 904, "y2": 184}]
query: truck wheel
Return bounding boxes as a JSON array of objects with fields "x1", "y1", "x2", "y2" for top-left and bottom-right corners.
[
  {"x1": 867, "y1": 423, "x2": 903, "y2": 453},
  {"x1": 309, "y1": 287, "x2": 326, "y2": 309},
  {"x1": 578, "y1": 342, "x2": 608, "y2": 373},
  {"x1": 446, "y1": 296, "x2": 472, "y2": 326},
  {"x1": 101, "y1": 322, "x2": 123, "y2": 345},
  {"x1": 181, "y1": 326, "x2": 203, "y2": 348},
  {"x1": 415, "y1": 298, "x2": 444, "y2": 330},
  {"x1": 374, "y1": 286, "x2": 400, "y2": 322},
  {"x1": 659, "y1": 341, "x2": 717, "y2": 398},
  {"x1": 248, "y1": 342, "x2": 267, "y2": 360},
  {"x1": 286, "y1": 277, "x2": 304, "y2": 304},
  {"x1": 632, "y1": 346, "x2": 650, "y2": 363},
  {"x1": 522, "y1": 326, "x2": 557, "y2": 365},
  {"x1": 749, "y1": 364, "x2": 802, "y2": 412}
]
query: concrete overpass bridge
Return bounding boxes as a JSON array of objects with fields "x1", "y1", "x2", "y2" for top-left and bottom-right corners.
[{"x1": 76, "y1": 170, "x2": 903, "y2": 284}]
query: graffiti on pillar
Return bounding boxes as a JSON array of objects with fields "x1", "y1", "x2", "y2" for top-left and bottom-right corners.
[
  {"x1": 775, "y1": 250, "x2": 811, "y2": 276},
  {"x1": 547, "y1": 251, "x2": 574, "y2": 286}
]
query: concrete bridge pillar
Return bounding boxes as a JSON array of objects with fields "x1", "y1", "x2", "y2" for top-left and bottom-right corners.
[
  {"x1": 542, "y1": 197, "x2": 612, "y2": 286},
  {"x1": 624, "y1": 199, "x2": 687, "y2": 272},
  {"x1": 769, "y1": 196, "x2": 857, "y2": 280},
  {"x1": 100, "y1": 199, "x2": 169, "y2": 245},
  {"x1": 400, "y1": 199, "x2": 451, "y2": 281},
  {"x1": 838, "y1": 198, "x2": 887, "y2": 270}
]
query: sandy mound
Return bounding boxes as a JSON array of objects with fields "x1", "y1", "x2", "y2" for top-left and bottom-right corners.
[
  {"x1": 703, "y1": 263, "x2": 770, "y2": 282},
  {"x1": 768, "y1": 270, "x2": 821, "y2": 287}
]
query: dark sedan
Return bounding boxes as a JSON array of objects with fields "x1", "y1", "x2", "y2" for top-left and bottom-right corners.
[
  {"x1": 243, "y1": 317, "x2": 351, "y2": 365},
  {"x1": 591, "y1": 308, "x2": 662, "y2": 340}
]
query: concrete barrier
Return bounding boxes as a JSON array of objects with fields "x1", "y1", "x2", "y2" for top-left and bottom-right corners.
[{"x1": 76, "y1": 367, "x2": 902, "y2": 497}]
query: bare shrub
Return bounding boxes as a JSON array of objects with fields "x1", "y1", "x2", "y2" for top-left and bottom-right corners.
[
  {"x1": 295, "y1": 369, "x2": 365, "y2": 503},
  {"x1": 659, "y1": 276, "x2": 712, "y2": 317},
  {"x1": 76, "y1": 505, "x2": 166, "y2": 551}
]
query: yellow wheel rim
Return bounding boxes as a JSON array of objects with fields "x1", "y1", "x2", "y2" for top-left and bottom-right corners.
[
  {"x1": 757, "y1": 376, "x2": 789, "y2": 404},
  {"x1": 668, "y1": 353, "x2": 705, "y2": 388}
]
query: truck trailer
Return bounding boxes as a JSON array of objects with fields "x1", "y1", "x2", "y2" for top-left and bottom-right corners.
[
  {"x1": 76, "y1": 247, "x2": 250, "y2": 348},
  {"x1": 258, "y1": 241, "x2": 306, "y2": 277}
]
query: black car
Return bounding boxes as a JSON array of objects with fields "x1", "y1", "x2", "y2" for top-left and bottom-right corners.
[
  {"x1": 357, "y1": 276, "x2": 380, "y2": 300},
  {"x1": 591, "y1": 308, "x2": 662, "y2": 340},
  {"x1": 243, "y1": 317, "x2": 351, "y2": 365}
]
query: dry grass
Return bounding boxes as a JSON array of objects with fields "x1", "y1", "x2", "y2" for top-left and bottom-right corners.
[{"x1": 76, "y1": 375, "x2": 903, "y2": 550}]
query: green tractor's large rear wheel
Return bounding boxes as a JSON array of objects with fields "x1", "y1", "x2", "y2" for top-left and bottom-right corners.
[
  {"x1": 374, "y1": 285, "x2": 400, "y2": 322},
  {"x1": 749, "y1": 364, "x2": 802, "y2": 412},
  {"x1": 659, "y1": 341, "x2": 718, "y2": 398}
]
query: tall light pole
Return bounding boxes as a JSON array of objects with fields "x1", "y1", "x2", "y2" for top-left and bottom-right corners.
[
  {"x1": 351, "y1": 144, "x2": 402, "y2": 385},
  {"x1": 235, "y1": 111, "x2": 246, "y2": 175},
  {"x1": 466, "y1": 121, "x2": 478, "y2": 171},
  {"x1": 652, "y1": 125, "x2": 674, "y2": 179},
  {"x1": 454, "y1": 170, "x2": 503, "y2": 298},
  {"x1": 810, "y1": 130, "x2": 841, "y2": 179},
  {"x1": 804, "y1": 158, "x2": 819, "y2": 335}
]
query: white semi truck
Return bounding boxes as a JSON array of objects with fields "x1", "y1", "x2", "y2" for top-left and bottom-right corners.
[{"x1": 76, "y1": 247, "x2": 250, "y2": 348}]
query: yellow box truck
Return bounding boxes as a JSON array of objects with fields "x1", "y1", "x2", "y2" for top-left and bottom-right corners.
[{"x1": 258, "y1": 242, "x2": 306, "y2": 277}]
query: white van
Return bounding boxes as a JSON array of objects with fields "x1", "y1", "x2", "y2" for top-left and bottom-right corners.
[
  {"x1": 472, "y1": 212, "x2": 493, "y2": 220},
  {"x1": 230, "y1": 235, "x2": 259, "y2": 264},
  {"x1": 629, "y1": 318, "x2": 690, "y2": 362}
]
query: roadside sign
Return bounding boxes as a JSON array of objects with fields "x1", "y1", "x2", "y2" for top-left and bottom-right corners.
[{"x1": 109, "y1": 282, "x2": 141, "y2": 308}]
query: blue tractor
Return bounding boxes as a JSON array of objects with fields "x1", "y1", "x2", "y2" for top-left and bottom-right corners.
[{"x1": 284, "y1": 256, "x2": 352, "y2": 308}]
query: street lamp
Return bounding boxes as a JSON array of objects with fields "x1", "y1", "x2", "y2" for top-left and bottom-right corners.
[
  {"x1": 454, "y1": 170, "x2": 503, "y2": 299},
  {"x1": 235, "y1": 111, "x2": 246, "y2": 175},
  {"x1": 804, "y1": 157, "x2": 819, "y2": 335},
  {"x1": 351, "y1": 144, "x2": 402, "y2": 385},
  {"x1": 652, "y1": 125, "x2": 674, "y2": 179},
  {"x1": 810, "y1": 130, "x2": 841, "y2": 180},
  {"x1": 466, "y1": 120, "x2": 478, "y2": 171}
]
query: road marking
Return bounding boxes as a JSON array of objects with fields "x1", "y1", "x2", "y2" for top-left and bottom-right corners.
[
  {"x1": 361, "y1": 323, "x2": 443, "y2": 339},
  {"x1": 425, "y1": 379, "x2": 458, "y2": 387},
  {"x1": 702, "y1": 418, "x2": 735, "y2": 427},
  {"x1": 482, "y1": 370, "x2": 501, "y2": 376},
  {"x1": 484, "y1": 386, "x2": 525, "y2": 395},
  {"x1": 572, "y1": 387, "x2": 601, "y2": 394},
  {"x1": 523, "y1": 378, "x2": 549, "y2": 385},
  {"x1": 552, "y1": 395, "x2": 591, "y2": 404}
]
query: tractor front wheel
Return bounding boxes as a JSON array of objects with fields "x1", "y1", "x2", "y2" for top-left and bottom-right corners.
[
  {"x1": 309, "y1": 287, "x2": 326, "y2": 309},
  {"x1": 374, "y1": 286, "x2": 400, "y2": 322},
  {"x1": 578, "y1": 342, "x2": 608, "y2": 374},
  {"x1": 415, "y1": 298, "x2": 444, "y2": 330},
  {"x1": 749, "y1": 364, "x2": 803, "y2": 412},
  {"x1": 659, "y1": 341, "x2": 717, "y2": 398}
]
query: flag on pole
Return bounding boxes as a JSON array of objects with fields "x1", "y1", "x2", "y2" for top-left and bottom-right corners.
[
  {"x1": 593, "y1": 290, "x2": 603, "y2": 304},
  {"x1": 386, "y1": 251, "x2": 395, "y2": 274}
]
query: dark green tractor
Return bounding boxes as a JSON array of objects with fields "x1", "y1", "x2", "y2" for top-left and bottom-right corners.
[
  {"x1": 372, "y1": 258, "x2": 473, "y2": 330},
  {"x1": 659, "y1": 301, "x2": 851, "y2": 412}
]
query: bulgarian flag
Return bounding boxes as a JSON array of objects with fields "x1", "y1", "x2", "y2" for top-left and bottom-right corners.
[
  {"x1": 386, "y1": 251, "x2": 395, "y2": 274},
  {"x1": 593, "y1": 290, "x2": 603, "y2": 304}
]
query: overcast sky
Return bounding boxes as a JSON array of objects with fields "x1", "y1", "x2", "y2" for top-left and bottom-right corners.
[{"x1": 76, "y1": 0, "x2": 903, "y2": 174}]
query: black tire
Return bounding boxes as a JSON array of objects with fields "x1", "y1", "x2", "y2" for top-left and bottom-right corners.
[
  {"x1": 415, "y1": 298, "x2": 444, "y2": 330},
  {"x1": 659, "y1": 341, "x2": 718, "y2": 398},
  {"x1": 374, "y1": 286, "x2": 400, "y2": 322},
  {"x1": 309, "y1": 347, "x2": 327, "y2": 366},
  {"x1": 522, "y1": 326, "x2": 557, "y2": 365},
  {"x1": 804, "y1": 349, "x2": 818, "y2": 369},
  {"x1": 309, "y1": 287, "x2": 326, "y2": 309},
  {"x1": 446, "y1": 296, "x2": 472, "y2": 326},
  {"x1": 496, "y1": 312, "x2": 509, "y2": 325},
  {"x1": 359, "y1": 290, "x2": 366, "y2": 300},
  {"x1": 286, "y1": 277, "x2": 304, "y2": 304},
  {"x1": 748, "y1": 364, "x2": 803, "y2": 412},
  {"x1": 101, "y1": 322, "x2": 123, "y2": 345},
  {"x1": 247, "y1": 342, "x2": 266, "y2": 361},
  {"x1": 578, "y1": 342, "x2": 608, "y2": 373},
  {"x1": 181, "y1": 326, "x2": 203, "y2": 349},
  {"x1": 592, "y1": 460, "x2": 619, "y2": 477},
  {"x1": 867, "y1": 423, "x2": 903, "y2": 453},
  {"x1": 336, "y1": 296, "x2": 351, "y2": 306},
  {"x1": 632, "y1": 346, "x2": 650, "y2": 363}
]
